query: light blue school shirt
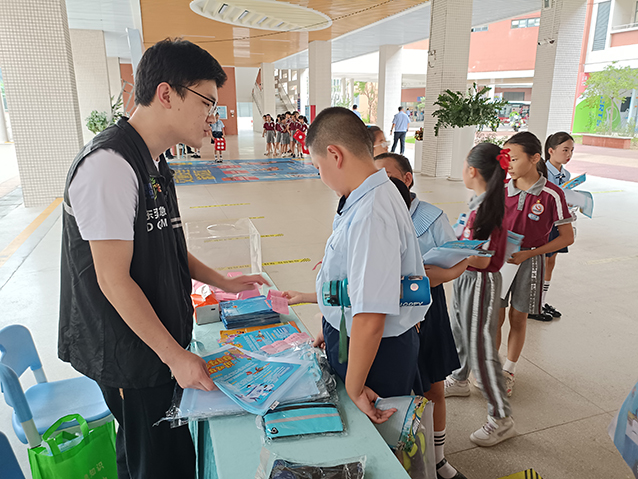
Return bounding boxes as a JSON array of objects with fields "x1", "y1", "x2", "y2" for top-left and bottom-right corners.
[
  {"x1": 316, "y1": 169, "x2": 429, "y2": 338},
  {"x1": 210, "y1": 120, "x2": 224, "y2": 132},
  {"x1": 409, "y1": 194, "x2": 456, "y2": 258},
  {"x1": 353, "y1": 109, "x2": 362, "y2": 119},
  {"x1": 392, "y1": 111, "x2": 410, "y2": 132},
  {"x1": 546, "y1": 161, "x2": 571, "y2": 187}
]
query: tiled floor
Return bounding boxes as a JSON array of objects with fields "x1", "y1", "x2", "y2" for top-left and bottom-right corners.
[{"x1": 0, "y1": 130, "x2": 636, "y2": 478}]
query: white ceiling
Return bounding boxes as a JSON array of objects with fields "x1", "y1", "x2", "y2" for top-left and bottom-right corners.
[
  {"x1": 65, "y1": 0, "x2": 142, "y2": 61},
  {"x1": 274, "y1": 0, "x2": 541, "y2": 69}
]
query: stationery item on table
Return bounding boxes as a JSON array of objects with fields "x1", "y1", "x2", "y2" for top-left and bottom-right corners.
[
  {"x1": 261, "y1": 401, "x2": 344, "y2": 440},
  {"x1": 219, "y1": 321, "x2": 300, "y2": 340},
  {"x1": 504, "y1": 231, "x2": 525, "y2": 262},
  {"x1": 219, "y1": 323, "x2": 300, "y2": 352},
  {"x1": 374, "y1": 396, "x2": 436, "y2": 479},
  {"x1": 421, "y1": 240, "x2": 494, "y2": 269},
  {"x1": 259, "y1": 333, "x2": 313, "y2": 355},
  {"x1": 266, "y1": 289, "x2": 285, "y2": 300},
  {"x1": 561, "y1": 172, "x2": 586, "y2": 190},
  {"x1": 237, "y1": 288, "x2": 261, "y2": 300},
  {"x1": 203, "y1": 346, "x2": 311, "y2": 415},
  {"x1": 563, "y1": 189, "x2": 594, "y2": 218},
  {"x1": 255, "y1": 449, "x2": 366, "y2": 479},
  {"x1": 191, "y1": 290, "x2": 220, "y2": 325},
  {"x1": 220, "y1": 296, "x2": 281, "y2": 329},
  {"x1": 500, "y1": 262, "x2": 521, "y2": 299},
  {"x1": 269, "y1": 295, "x2": 290, "y2": 315}
]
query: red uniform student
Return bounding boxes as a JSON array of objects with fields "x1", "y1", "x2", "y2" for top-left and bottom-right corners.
[
  {"x1": 496, "y1": 132, "x2": 574, "y2": 397},
  {"x1": 263, "y1": 114, "x2": 276, "y2": 156}
]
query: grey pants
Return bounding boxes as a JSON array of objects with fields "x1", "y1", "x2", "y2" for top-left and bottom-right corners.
[{"x1": 451, "y1": 270, "x2": 511, "y2": 418}]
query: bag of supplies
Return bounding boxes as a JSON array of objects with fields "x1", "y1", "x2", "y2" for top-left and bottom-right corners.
[{"x1": 28, "y1": 414, "x2": 117, "y2": 479}]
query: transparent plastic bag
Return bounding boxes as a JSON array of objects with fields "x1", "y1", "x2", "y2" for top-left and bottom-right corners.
[
  {"x1": 255, "y1": 448, "x2": 366, "y2": 479},
  {"x1": 375, "y1": 397, "x2": 436, "y2": 479}
]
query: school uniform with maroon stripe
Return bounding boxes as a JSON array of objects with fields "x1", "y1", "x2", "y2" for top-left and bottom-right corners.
[
  {"x1": 501, "y1": 176, "x2": 573, "y2": 314},
  {"x1": 450, "y1": 193, "x2": 511, "y2": 419}
]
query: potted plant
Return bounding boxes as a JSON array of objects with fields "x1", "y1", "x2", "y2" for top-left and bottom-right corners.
[
  {"x1": 85, "y1": 96, "x2": 125, "y2": 135},
  {"x1": 432, "y1": 84, "x2": 507, "y2": 180},
  {"x1": 413, "y1": 127, "x2": 424, "y2": 171}
]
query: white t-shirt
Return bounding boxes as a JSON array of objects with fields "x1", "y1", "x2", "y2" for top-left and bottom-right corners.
[{"x1": 68, "y1": 149, "x2": 159, "y2": 241}]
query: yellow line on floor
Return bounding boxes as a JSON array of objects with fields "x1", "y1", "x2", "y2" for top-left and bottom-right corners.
[
  {"x1": 0, "y1": 198, "x2": 62, "y2": 268},
  {"x1": 216, "y1": 257, "x2": 312, "y2": 271},
  {"x1": 586, "y1": 255, "x2": 638, "y2": 265},
  {"x1": 190, "y1": 202, "x2": 250, "y2": 209},
  {"x1": 592, "y1": 190, "x2": 624, "y2": 194}
]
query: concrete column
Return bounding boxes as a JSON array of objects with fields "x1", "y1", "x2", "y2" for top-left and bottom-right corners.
[
  {"x1": 0, "y1": 0, "x2": 83, "y2": 207},
  {"x1": 0, "y1": 93, "x2": 8, "y2": 143},
  {"x1": 421, "y1": 0, "x2": 473, "y2": 177},
  {"x1": 528, "y1": 0, "x2": 588, "y2": 143},
  {"x1": 70, "y1": 29, "x2": 112, "y2": 143},
  {"x1": 300, "y1": 68, "x2": 309, "y2": 116},
  {"x1": 349, "y1": 78, "x2": 355, "y2": 108},
  {"x1": 308, "y1": 41, "x2": 332, "y2": 119},
  {"x1": 261, "y1": 62, "x2": 276, "y2": 118},
  {"x1": 377, "y1": 45, "x2": 403, "y2": 134},
  {"x1": 107, "y1": 57, "x2": 122, "y2": 101}
]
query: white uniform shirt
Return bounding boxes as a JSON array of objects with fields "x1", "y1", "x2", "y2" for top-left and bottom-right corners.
[
  {"x1": 315, "y1": 169, "x2": 429, "y2": 338},
  {"x1": 67, "y1": 149, "x2": 159, "y2": 241}
]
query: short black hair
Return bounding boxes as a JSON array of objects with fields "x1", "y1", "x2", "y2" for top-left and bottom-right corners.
[
  {"x1": 398, "y1": 106, "x2": 403, "y2": 111},
  {"x1": 134, "y1": 39, "x2": 227, "y2": 107},
  {"x1": 389, "y1": 176, "x2": 412, "y2": 210},
  {"x1": 374, "y1": 152, "x2": 414, "y2": 189},
  {"x1": 306, "y1": 107, "x2": 373, "y2": 159},
  {"x1": 353, "y1": 105, "x2": 358, "y2": 110}
]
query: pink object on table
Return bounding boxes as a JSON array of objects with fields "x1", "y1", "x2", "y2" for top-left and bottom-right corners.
[
  {"x1": 227, "y1": 272, "x2": 243, "y2": 278},
  {"x1": 192, "y1": 280, "x2": 207, "y2": 293},
  {"x1": 266, "y1": 290, "x2": 285, "y2": 300},
  {"x1": 269, "y1": 296, "x2": 290, "y2": 315},
  {"x1": 259, "y1": 332, "x2": 312, "y2": 354},
  {"x1": 215, "y1": 292, "x2": 239, "y2": 302}
]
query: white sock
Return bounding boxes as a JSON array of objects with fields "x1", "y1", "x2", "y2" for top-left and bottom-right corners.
[
  {"x1": 503, "y1": 359, "x2": 517, "y2": 375},
  {"x1": 434, "y1": 429, "x2": 458, "y2": 479},
  {"x1": 542, "y1": 281, "x2": 550, "y2": 305}
]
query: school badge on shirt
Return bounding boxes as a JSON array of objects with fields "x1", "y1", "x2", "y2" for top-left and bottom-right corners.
[{"x1": 528, "y1": 200, "x2": 544, "y2": 221}]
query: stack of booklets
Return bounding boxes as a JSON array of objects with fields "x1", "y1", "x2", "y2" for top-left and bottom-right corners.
[
  {"x1": 420, "y1": 239, "x2": 494, "y2": 268},
  {"x1": 220, "y1": 296, "x2": 281, "y2": 329}
]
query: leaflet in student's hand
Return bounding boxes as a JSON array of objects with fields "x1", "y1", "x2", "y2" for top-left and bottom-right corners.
[
  {"x1": 421, "y1": 240, "x2": 494, "y2": 269},
  {"x1": 561, "y1": 173, "x2": 586, "y2": 190},
  {"x1": 203, "y1": 346, "x2": 311, "y2": 415}
]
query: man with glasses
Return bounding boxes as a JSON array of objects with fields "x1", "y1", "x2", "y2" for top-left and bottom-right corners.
[{"x1": 59, "y1": 39, "x2": 267, "y2": 479}]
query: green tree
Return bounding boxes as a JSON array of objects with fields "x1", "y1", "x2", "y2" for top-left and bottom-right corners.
[{"x1": 581, "y1": 63, "x2": 638, "y2": 134}]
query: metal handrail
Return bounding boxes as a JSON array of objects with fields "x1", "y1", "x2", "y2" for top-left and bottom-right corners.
[
  {"x1": 274, "y1": 78, "x2": 296, "y2": 111},
  {"x1": 252, "y1": 88, "x2": 263, "y2": 117}
]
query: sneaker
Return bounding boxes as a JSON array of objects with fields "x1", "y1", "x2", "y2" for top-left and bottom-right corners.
[
  {"x1": 503, "y1": 370, "x2": 515, "y2": 397},
  {"x1": 543, "y1": 303, "x2": 562, "y2": 318},
  {"x1": 528, "y1": 312, "x2": 553, "y2": 322},
  {"x1": 444, "y1": 376, "x2": 470, "y2": 397},
  {"x1": 470, "y1": 416, "x2": 517, "y2": 447},
  {"x1": 192, "y1": 154, "x2": 201, "y2": 159}
]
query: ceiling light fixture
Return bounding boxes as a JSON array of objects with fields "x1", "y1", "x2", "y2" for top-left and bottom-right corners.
[
  {"x1": 257, "y1": 16, "x2": 268, "y2": 25},
  {"x1": 218, "y1": 3, "x2": 228, "y2": 14},
  {"x1": 238, "y1": 10, "x2": 249, "y2": 20},
  {"x1": 275, "y1": 21, "x2": 284, "y2": 28}
]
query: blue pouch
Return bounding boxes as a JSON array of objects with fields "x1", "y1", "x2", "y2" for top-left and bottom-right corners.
[{"x1": 263, "y1": 402, "x2": 344, "y2": 440}]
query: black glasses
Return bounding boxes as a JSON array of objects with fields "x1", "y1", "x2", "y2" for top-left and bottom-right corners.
[{"x1": 175, "y1": 85, "x2": 217, "y2": 117}]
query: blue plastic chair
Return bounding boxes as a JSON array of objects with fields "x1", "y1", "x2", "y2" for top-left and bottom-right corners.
[
  {"x1": 0, "y1": 431, "x2": 25, "y2": 479},
  {"x1": 0, "y1": 325, "x2": 113, "y2": 447}
]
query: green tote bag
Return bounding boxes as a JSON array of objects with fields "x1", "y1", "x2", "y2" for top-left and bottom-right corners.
[{"x1": 28, "y1": 414, "x2": 117, "y2": 479}]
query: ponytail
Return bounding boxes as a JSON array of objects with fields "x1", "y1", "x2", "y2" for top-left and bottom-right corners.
[{"x1": 466, "y1": 143, "x2": 506, "y2": 240}]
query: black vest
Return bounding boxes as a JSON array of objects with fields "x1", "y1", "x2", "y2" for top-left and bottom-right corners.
[{"x1": 58, "y1": 118, "x2": 193, "y2": 389}]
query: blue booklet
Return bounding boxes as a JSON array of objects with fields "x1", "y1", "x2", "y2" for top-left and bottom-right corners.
[
  {"x1": 203, "y1": 346, "x2": 310, "y2": 415},
  {"x1": 220, "y1": 296, "x2": 281, "y2": 328},
  {"x1": 421, "y1": 240, "x2": 493, "y2": 268},
  {"x1": 218, "y1": 323, "x2": 299, "y2": 352},
  {"x1": 561, "y1": 172, "x2": 586, "y2": 190}
]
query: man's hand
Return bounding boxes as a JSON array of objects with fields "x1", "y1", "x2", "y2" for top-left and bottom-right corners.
[
  {"x1": 508, "y1": 250, "x2": 533, "y2": 265},
  {"x1": 222, "y1": 274, "x2": 270, "y2": 293},
  {"x1": 167, "y1": 349, "x2": 217, "y2": 391},
  {"x1": 347, "y1": 385, "x2": 396, "y2": 424}
]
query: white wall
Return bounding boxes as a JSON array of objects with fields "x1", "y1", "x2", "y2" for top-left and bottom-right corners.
[{"x1": 235, "y1": 67, "x2": 260, "y2": 103}]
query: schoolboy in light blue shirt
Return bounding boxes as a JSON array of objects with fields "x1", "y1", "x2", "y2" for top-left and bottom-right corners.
[{"x1": 306, "y1": 107, "x2": 429, "y2": 423}]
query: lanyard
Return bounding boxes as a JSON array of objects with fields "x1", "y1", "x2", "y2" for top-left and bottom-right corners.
[{"x1": 338, "y1": 306, "x2": 348, "y2": 364}]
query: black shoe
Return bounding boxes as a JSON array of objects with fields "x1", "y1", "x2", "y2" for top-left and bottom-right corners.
[
  {"x1": 528, "y1": 313, "x2": 553, "y2": 322},
  {"x1": 436, "y1": 459, "x2": 467, "y2": 479},
  {"x1": 192, "y1": 154, "x2": 201, "y2": 159},
  {"x1": 543, "y1": 303, "x2": 561, "y2": 318}
]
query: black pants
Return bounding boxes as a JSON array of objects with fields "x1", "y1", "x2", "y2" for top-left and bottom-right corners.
[
  {"x1": 391, "y1": 131, "x2": 407, "y2": 154},
  {"x1": 323, "y1": 318, "x2": 421, "y2": 397},
  {"x1": 99, "y1": 380, "x2": 195, "y2": 479}
]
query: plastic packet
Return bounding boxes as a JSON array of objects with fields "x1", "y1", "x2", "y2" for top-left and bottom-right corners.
[
  {"x1": 375, "y1": 396, "x2": 436, "y2": 479},
  {"x1": 159, "y1": 347, "x2": 333, "y2": 426},
  {"x1": 255, "y1": 448, "x2": 366, "y2": 479}
]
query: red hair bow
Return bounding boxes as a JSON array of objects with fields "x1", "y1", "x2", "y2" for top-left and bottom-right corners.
[{"x1": 497, "y1": 148, "x2": 511, "y2": 171}]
